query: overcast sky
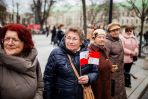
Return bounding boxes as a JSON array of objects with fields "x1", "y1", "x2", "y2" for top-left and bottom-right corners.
[{"x1": 5, "y1": 0, "x2": 125, "y2": 13}]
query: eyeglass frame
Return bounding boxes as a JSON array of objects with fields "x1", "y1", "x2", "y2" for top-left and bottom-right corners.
[
  {"x1": 2, "y1": 37, "x2": 22, "y2": 44},
  {"x1": 65, "y1": 36, "x2": 80, "y2": 42}
]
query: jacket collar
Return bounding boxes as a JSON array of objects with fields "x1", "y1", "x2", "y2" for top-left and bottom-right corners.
[
  {"x1": 122, "y1": 32, "x2": 136, "y2": 39},
  {"x1": 106, "y1": 33, "x2": 120, "y2": 42}
]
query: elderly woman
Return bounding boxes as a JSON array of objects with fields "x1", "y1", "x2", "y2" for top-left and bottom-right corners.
[
  {"x1": 89, "y1": 29, "x2": 115, "y2": 99},
  {"x1": 105, "y1": 22, "x2": 127, "y2": 99},
  {"x1": 43, "y1": 26, "x2": 98, "y2": 99},
  {"x1": 121, "y1": 26, "x2": 139, "y2": 88},
  {"x1": 0, "y1": 24, "x2": 43, "y2": 99}
]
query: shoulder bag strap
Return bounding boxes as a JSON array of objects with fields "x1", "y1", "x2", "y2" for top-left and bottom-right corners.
[
  {"x1": 67, "y1": 54, "x2": 84, "y2": 88},
  {"x1": 67, "y1": 54, "x2": 80, "y2": 78}
]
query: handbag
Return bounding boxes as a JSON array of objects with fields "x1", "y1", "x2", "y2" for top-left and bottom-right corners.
[
  {"x1": 83, "y1": 85, "x2": 95, "y2": 99},
  {"x1": 67, "y1": 55, "x2": 95, "y2": 99},
  {"x1": 133, "y1": 56, "x2": 138, "y2": 62}
]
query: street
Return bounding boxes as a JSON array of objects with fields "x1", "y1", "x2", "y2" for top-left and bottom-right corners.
[{"x1": 33, "y1": 34, "x2": 56, "y2": 73}]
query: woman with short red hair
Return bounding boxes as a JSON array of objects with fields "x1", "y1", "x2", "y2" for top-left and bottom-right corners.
[{"x1": 0, "y1": 24, "x2": 43, "y2": 99}]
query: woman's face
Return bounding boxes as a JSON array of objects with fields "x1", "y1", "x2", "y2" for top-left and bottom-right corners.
[
  {"x1": 3, "y1": 30, "x2": 24, "y2": 55},
  {"x1": 94, "y1": 35, "x2": 106, "y2": 46},
  {"x1": 110, "y1": 28, "x2": 120, "y2": 38},
  {"x1": 126, "y1": 30, "x2": 133, "y2": 35},
  {"x1": 65, "y1": 31, "x2": 82, "y2": 53}
]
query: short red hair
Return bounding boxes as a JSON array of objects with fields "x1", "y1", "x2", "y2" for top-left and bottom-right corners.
[{"x1": 0, "y1": 23, "x2": 34, "y2": 54}]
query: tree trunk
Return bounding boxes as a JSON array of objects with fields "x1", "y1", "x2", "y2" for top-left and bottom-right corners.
[
  {"x1": 139, "y1": 17, "x2": 144, "y2": 57},
  {"x1": 82, "y1": 0, "x2": 87, "y2": 38},
  {"x1": 108, "y1": 0, "x2": 113, "y2": 24}
]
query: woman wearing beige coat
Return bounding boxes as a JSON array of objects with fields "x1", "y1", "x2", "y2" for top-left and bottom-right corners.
[{"x1": 105, "y1": 22, "x2": 127, "y2": 99}]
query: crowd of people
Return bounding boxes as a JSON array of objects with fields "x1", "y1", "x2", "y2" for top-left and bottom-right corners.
[{"x1": 0, "y1": 21, "x2": 141, "y2": 99}]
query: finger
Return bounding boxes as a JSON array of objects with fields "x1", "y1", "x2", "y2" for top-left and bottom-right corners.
[{"x1": 79, "y1": 76, "x2": 87, "y2": 80}]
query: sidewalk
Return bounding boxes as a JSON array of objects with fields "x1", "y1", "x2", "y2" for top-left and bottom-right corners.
[{"x1": 126, "y1": 58, "x2": 148, "y2": 99}]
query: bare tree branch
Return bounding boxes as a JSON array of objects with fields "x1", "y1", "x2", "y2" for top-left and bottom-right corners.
[
  {"x1": 128, "y1": 0, "x2": 141, "y2": 17},
  {"x1": 123, "y1": 0, "x2": 148, "y2": 57},
  {"x1": 31, "y1": 0, "x2": 55, "y2": 29}
]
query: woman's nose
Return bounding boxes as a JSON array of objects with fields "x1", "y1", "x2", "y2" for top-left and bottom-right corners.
[{"x1": 7, "y1": 39, "x2": 14, "y2": 44}]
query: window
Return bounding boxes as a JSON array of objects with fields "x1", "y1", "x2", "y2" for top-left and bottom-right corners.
[{"x1": 127, "y1": 19, "x2": 128, "y2": 24}]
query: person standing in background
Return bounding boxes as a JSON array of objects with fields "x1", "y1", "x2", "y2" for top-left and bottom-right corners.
[
  {"x1": 105, "y1": 22, "x2": 127, "y2": 99},
  {"x1": 51, "y1": 25, "x2": 57, "y2": 45},
  {"x1": 57, "y1": 24, "x2": 65, "y2": 46},
  {"x1": 121, "y1": 26, "x2": 139, "y2": 88}
]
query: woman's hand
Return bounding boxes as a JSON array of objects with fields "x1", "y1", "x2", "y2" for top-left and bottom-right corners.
[{"x1": 78, "y1": 75, "x2": 89, "y2": 84}]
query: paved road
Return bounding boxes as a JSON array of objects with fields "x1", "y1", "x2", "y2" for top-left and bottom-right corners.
[
  {"x1": 141, "y1": 86, "x2": 148, "y2": 99},
  {"x1": 33, "y1": 34, "x2": 56, "y2": 73}
]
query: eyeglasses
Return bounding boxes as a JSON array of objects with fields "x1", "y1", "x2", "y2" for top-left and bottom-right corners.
[
  {"x1": 2, "y1": 37, "x2": 21, "y2": 44},
  {"x1": 65, "y1": 37, "x2": 80, "y2": 42}
]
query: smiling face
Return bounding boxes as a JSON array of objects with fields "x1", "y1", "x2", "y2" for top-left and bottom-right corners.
[
  {"x1": 3, "y1": 30, "x2": 24, "y2": 55},
  {"x1": 65, "y1": 31, "x2": 82, "y2": 53}
]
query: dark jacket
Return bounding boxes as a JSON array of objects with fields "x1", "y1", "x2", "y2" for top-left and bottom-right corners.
[
  {"x1": 57, "y1": 29, "x2": 64, "y2": 42},
  {"x1": 105, "y1": 34, "x2": 127, "y2": 99},
  {"x1": 0, "y1": 48, "x2": 43, "y2": 99},
  {"x1": 43, "y1": 39, "x2": 98, "y2": 99},
  {"x1": 89, "y1": 43, "x2": 112, "y2": 99}
]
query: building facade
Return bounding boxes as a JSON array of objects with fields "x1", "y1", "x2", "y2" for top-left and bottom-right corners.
[{"x1": 0, "y1": 0, "x2": 6, "y2": 26}]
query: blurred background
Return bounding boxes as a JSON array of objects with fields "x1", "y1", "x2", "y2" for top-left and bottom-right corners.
[{"x1": 0, "y1": 0, "x2": 148, "y2": 56}]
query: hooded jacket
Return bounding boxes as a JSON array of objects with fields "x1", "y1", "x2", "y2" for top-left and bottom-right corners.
[
  {"x1": 43, "y1": 39, "x2": 98, "y2": 99},
  {"x1": 0, "y1": 48, "x2": 43, "y2": 99}
]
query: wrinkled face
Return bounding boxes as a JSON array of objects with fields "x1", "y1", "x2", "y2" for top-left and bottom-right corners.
[
  {"x1": 94, "y1": 35, "x2": 106, "y2": 46},
  {"x1": 65, "y1": 31, "x2": 82, "y2": 53},
  {"x1": 110, "y1": 28, "x2": 120, "y2": 38},
  {"x1": 3, "y1": 30, "x2": 24, "y2": 55}
]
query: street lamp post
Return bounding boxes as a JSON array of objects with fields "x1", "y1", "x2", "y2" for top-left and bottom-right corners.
[
  {"x1": 16, "y1": 2, "x2": 19, "y2": 23},
  {"x1": 82, "y1": 0, "x2": 87, "y2": 38},
  {"x1": 108, "y1": 0, "x2": 113, "y2": 24},
  {"x1": 12, "y1": 0, "x2": 14, "y2": 23}
]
